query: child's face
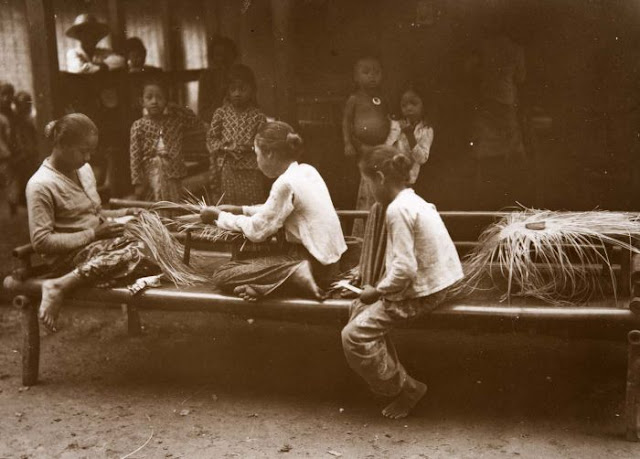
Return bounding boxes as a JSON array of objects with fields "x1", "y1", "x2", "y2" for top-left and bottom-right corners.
[
  {"x1": 15, "y1": 96, "x2": 32, "y2": 117},
  {"x1": 142, "y1": 84, "x2": 168, "y2": 116},
  {"x1": 65, "y1": 132, "x2": 98, "y2": 169},
  {"x1": 127, "y1": 50, "x2": 146, "y2": 70},
  {"x1": 354, "y1": 59, "x2": 382, "y2": 90},
  {"x1": 400, "y1": 90, "x2": 424, "y2": 124},
  {"x1": 228, "y1": 79, "x2": 252, "y2": 108},
  {"x1": 0, "y1": 86, "x2": 14, "y2": 110}
]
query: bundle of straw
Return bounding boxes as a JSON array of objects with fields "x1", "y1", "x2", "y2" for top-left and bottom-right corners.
[
  {"x1": 123, "y1": 210, "x2": 209, "y2": 287},
  {"x1": 151, "y1": 194, "x2": 246, "y2": 244},
  {"x1": 454, "y1": 209, "x2": 640, "y2": 305}
]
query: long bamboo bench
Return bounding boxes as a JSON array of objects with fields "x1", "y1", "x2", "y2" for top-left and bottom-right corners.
[{"x1": 3, "y1": 200, "x2": 640, "y2": 441}]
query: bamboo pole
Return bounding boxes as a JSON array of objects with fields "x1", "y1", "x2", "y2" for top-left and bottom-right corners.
[
  {"x1": 626, "y1": 330, "x2": 640, "y2": 441},
  {"x1": 14, "y1": 295, "x2": 39, "y2": 386}
]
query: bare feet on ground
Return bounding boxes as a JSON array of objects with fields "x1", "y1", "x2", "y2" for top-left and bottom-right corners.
[
  {"x1": 39, "y1": 280, "x2": 65, "y2": 332},
  {"x1": 382, "y1": 377, "x2": 427, "y2": 419},
  {"x1": 234, "y1": 285, "x2": 259, "y2": 302}
]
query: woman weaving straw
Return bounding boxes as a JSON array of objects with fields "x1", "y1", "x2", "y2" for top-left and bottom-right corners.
[
  {"x1": 24, "y1": 114, "x2": 199, "y2": 332},
  {"x1": 198, "y1": 121, "x2": 347, "y2": 301}
]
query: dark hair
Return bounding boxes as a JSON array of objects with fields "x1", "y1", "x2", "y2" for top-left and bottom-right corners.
[
  {"x1": 353, "y1": 55, "x2": 382, "y2": 73},
  {"x1": 141, "y1": 77, "x2": 169, "y2": 97},
  {"x1": 208, "y1": 35, "x2": 238, "y2": 64},
  {"x1": 0, "y1": 81, "x2": 14, "y2": 95},
  {"x1": 44, "y1": 113, "x2": 98, "y2": 148},
  {"x1": 15, "y1": 90, "x2": 32, "y2": 103},
  {"x1": 125, "y1": 37, "x2": 147, "y2": 55},
  {"x1": 226, "y1": 64, "x2": 258, "y2": 104},
  {"x1": 399, "y1": 81, "x2": 434, "y2": 125},
  {"x1": 255, "y1": 121, "x2": 303, "y2": 160},
  {"x1": 359, "y1": 145, "x2": 412, "y2": 185}
]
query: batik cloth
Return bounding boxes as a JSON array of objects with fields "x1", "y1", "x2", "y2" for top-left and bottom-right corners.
[
  {"x1": 49, "y1": 236, "x2": 159, "y2": 287},
  {"x1": 211, "y1": 243, "x2": 339, "y2": 298},
  {"x1": 341, "y1": 290, "x2": 447, "y2": 397},
  {"x1": 206, "y1": 102, "x2": 266, "y2": 205},
  {"x1": 130, "y1": 107, "x2": 203, "y2": 189}
]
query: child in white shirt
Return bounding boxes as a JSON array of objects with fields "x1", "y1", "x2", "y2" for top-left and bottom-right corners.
[
  {"x1": 342, "y1": 145, "x2": 462, "y2": 419},
  {"x1": 385, "y1": 83, "x2": 434, "y2": 185}
]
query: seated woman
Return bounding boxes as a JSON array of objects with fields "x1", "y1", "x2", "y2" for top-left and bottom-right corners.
[
  {"x1": 25, "y1": 114, "x2": 158, "y2": 332},
  {"x1": 199, "y1": 121, "x2": 347, "y2": 301}
]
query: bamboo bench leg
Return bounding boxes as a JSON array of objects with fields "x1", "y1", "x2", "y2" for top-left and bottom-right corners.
[
  {"x1": 626, "y1": 330, "x2": 640, "y2": 441},
  {"x1": 125, "y1": 304, "x2": 142, "y2": 336},
  {"x1": 14, "y1": 295, "x2": 40, "y2": 386}
]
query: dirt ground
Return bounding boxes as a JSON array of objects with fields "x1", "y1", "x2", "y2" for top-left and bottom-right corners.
[{"x1": 2, "y1": 208, "x2": 640, "y2": 458}]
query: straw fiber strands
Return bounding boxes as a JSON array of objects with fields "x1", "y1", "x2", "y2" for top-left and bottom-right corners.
[{"x1": 455, "y1": 209, "x2": 640, "y2": 305}]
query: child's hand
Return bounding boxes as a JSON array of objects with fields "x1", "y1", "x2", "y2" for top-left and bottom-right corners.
[
  {"x1": 126, "y1": 207, "x2": 145, "y2": 216},
  {"x1": 218, "y1": 205, "x2": 243, "y2": 215},
  {"x1": 399, "y1": 119, "x2": 411, "y2": 130},
  {"x1": 360, "y1": 285, "x2": 381, "y2": 305},
  {"x1": 344, "y1": 144, "x2": 357, "y2": 158},
  {"x1": 200, "y1": 206, "x2": 221, "y2": 224}
]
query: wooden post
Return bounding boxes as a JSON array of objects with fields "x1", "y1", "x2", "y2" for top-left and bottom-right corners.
[
  {"x1": 106, "y1": 0, "x2": 126, "y2": 54},
  {"x1": 626, "y1": 330, "x2": 640, "y2": 441},
  {"x1": 14, "y1": 295, "x2": 40, "y2": 386},
  {"x1": 24, "y1": 0, "x2": 59, "y2": 158},
  {"x1": 159, "y1": 0, "x2": 178, "y2": 72},
  {"x1": 270, "y1": 0, "x2": 296, "y2": 125}
]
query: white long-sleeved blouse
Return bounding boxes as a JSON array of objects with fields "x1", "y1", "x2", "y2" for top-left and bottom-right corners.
[
  {"x1": 376, "y1": 189, "x2": 463, "y2": 301},
  {"x1": 216, "y1": 162, "x2": 347, "y2": 265}
]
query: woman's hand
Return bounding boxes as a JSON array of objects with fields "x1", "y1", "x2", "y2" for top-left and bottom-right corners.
[
  {"x1": 126, "y1": 207, "x2": 145, "y2": 216},
  {"x1": 94, "y1": 221, "x2": 125, "y2": 240},
  {"x1": 360, "y1": 285, "x2": 381, "y2": 305},
  {"x1": 218, "y1": 205, "x2": 243, "y2": 215},
  {"x1": 200, "y1": 206, "x2": 221, "y2": 224}
]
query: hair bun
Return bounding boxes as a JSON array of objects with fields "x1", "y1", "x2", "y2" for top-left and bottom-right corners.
[
  {"x1": 44, "y1": 120, "x2": 57, "y2": 139},
  {"x1": 392, "y1": 154, "x2": 412, "y2": 174},
  {"x1": 285, "y1": 132, "x2": 303, "y2": 150}
]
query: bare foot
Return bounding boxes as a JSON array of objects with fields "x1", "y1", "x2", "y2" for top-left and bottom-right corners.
[
  {"x1": 289, "y1": 260, "x2": 326, "y2": 300},
  {"x1": 234, "y1": 285, "x2": 259, "y2": 302},
  {"x1": 382, "y1": 377, "x2": 427, "y2": 419},
  {"x1": 39, "y1": 280, "x2": 65, "y2": 332}
]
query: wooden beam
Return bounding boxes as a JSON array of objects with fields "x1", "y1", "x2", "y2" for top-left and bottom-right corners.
[
  {"x1": 106, "y1": 0, "x2": 126, "y2": 54},
  {"x1": 270, "y1": 0, "x2": 296, "y2": 125},
  {"x1": 24, "y1": 0, "x2": 59, "y2": 158},
  {"x1": 203, "y1": 0, "x2": 220, "y2": 43},
  {"x1": 159, "y1": 0, "x2": 176, "y2": 71}
]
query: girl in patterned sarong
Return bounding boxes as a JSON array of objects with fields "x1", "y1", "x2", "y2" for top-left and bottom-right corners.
[
  {"x1": 206, "y1": 64, "x2": 266, "y2": 205},
  {"x1": 199, "y1": 121, "x2": 347, "y2": 301},
  {"x1": 130, "y1": 79, "x2": 203, "y2": 203},
  {"x1": 25, "y1": 114, "x2": 159, "y2": 332}
]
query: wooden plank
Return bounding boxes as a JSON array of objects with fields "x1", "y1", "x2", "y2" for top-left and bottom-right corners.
[{"x1": 24, "y1": 0, "x2": 59, "y2": 157}]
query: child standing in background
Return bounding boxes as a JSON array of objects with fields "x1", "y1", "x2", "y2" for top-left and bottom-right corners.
[
  {"x1": 385, "y1": 83, "x2": 434, "y2": 185},
  {"x1": 342, "y1": 145, "x2": 463, "y2": 419},
  {"x1": 342, "y1": 56, "x2": 390, "y2": 235},
  {"x1": 207, "y1": 64, "x2": 266, "y2": 206},
  {"x1": 130, "y1": 79, "x2": 203, "y2": 202},
  {"x1": 14, "y1": 91, "x2": 38, "y2": 204}
]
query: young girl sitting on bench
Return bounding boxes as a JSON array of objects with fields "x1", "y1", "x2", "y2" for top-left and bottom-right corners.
[
  {"x1": 199, "y1": 121, "x2": 347, "y2": 301},
  {"x1": 341, "y1": 145, "x2": 463, "y2": 419}
]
